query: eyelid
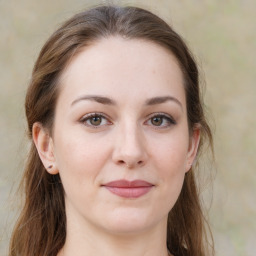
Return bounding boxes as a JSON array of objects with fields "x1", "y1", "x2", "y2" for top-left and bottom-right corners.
[
  {"x1": 78, "y1": 112, "x2": 176, "y2": 129},
  {"x1": 79, "y1": 112, "x2": 112, "y2": 127},
  {"x1": 144, "y1": 112, "x2": 177, "y2": 127}
]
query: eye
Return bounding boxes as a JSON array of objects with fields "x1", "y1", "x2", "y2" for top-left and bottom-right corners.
[
  {"x1": 80, "y1": 113, "x2": 112, "y2": 128},
  {"x1": 145, "y1": 113, "x2": 176, "y2": 128},
  {"x1": 151, "y1": 116, "x2": 164, "y2": 126}
]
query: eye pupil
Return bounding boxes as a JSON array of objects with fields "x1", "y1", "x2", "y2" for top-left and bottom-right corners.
[
  {"x1": 90, "y1": 116, "x2": 102, "y2": 126},
  {"x1": 152, "y1": 116, "x2": 163, "y2": 126}
]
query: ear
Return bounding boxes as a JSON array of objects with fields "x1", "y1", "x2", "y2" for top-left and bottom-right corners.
[
  {"x1": 185, "y1": 125, "x2": 201, "y2": 172},
  {"x1": 32, "y1": 122, "x2": 58, "y2": 175}
]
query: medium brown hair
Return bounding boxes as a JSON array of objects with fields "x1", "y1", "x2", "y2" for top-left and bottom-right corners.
[{"x1": 9, "y1": 5, "x2": 214, "y2": 256}]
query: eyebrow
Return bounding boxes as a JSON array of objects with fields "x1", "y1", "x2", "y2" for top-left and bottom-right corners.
[
  {"x1": 71, "y1": 95, "x2": 182, "y2": 109},
  {"x1": 71, "y1": 95, "x2": 116, "y2": 106},
  {"x1": 145, "y1": 96, "x2": 183, "y2": 109}
]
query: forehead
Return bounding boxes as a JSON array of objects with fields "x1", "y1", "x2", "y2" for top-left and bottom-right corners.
[{"x1": 58, "y1": 37, "x2": 185, "y2": 105}]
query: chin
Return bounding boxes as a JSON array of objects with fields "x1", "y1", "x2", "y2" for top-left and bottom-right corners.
[{"x1": 99, "y1": 208, "x2": 163, "y2": 235}]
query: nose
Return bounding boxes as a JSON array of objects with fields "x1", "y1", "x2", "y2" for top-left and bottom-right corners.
[{"x1": 112, "y1": 123, "x2": 148, "y2": 169}]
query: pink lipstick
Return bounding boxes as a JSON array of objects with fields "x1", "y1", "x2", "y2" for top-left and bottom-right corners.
[{"x1": 102, "y1": 179, "x2": 154, "y2": 198}]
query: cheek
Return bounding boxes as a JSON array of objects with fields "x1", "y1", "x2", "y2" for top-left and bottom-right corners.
[
  {"x1": 152, "y1": 132, "x2": 189, "y2": 175},
  {"x1": 53, "y1": 130, "x2": 111, "y2": 188},
  {"x1": 157, "y1": 146, "x2": 186, "y2": 192},
  {"x1": 155, "y1": 150, "x2": 186, "y2": 214},
  {"x1": 151, "y1": 132, "x2": 189, "y2": 202}
]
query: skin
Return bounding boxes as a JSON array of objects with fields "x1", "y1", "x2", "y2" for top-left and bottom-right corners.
[{"x1": 33, "y1": 37, "x2": 200, "y2": 256}]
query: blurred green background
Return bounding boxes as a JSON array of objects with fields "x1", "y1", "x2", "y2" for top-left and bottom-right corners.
[{"x1": 0, "y1": 0, "x2": 255, "y2": 255}]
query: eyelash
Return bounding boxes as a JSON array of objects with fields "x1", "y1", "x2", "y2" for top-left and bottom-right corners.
[
  {"x1": 79, "y1": 112, "x2": 176, "y2": 129},
  {"x1": 79, "y1": 112, "x2": 112, "y2": 128},
  {"x1": 144, "y1": 113, "x2": 176, "y2": 128}
]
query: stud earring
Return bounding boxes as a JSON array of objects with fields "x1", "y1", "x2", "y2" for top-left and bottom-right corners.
[{"x1": 48, "y1": 165, "x2": 53, "y2": 169}]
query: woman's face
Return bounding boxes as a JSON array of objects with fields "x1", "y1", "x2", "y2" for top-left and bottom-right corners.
[{"x1": 35, "y1": 37, "x2": 200, "y2": 235}]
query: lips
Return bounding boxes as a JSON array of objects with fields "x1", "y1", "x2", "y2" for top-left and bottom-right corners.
[{"x1": 102, "y1": 179, "x2": 154, "y2": 198}]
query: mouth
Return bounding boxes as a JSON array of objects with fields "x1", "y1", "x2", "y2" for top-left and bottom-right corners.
[{"x1": 102, "y1": 179, "x2": 154, "y2": 199}]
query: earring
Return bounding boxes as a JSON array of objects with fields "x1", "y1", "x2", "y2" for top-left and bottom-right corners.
[{"x1": 48, "y1": 165, "x2": 53, "y2": 169}]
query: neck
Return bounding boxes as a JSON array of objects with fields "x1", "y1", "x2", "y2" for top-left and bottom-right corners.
[{"x1": 59, "y1": 211, "x2": 170, "y2": 256}]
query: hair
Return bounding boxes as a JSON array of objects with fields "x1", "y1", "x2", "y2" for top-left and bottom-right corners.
[{"x1": 9, "y1": 5, "x2": 214, "y2": 256}]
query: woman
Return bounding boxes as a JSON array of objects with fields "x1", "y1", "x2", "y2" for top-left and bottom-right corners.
[{"x1": 9, "y1": 5, "x2": 214, "y2": 256}]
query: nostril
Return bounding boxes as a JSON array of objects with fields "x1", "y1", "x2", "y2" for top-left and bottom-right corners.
[{"x1": 116, "y1": 160, "x2": 144, "y2": 168}]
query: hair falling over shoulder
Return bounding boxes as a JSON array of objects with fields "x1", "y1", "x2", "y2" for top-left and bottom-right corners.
[{"x1": 9, "y1": 4, "x2": 214, "y2": 256}]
